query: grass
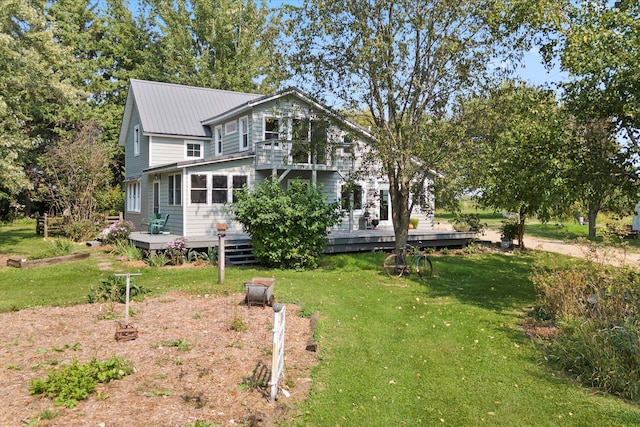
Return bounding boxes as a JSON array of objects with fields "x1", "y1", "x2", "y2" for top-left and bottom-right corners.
[{"x1": 1, "y1": 221, "x2": 640, "y2": 424}]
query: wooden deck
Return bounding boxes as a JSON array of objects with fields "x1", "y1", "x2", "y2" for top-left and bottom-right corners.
[{"x1": 129, "y1": 229, "x2": 476, "y2": 254}]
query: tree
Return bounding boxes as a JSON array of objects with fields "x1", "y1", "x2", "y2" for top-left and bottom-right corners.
[
  {"x1": 42, "y1": 120, "x2": 115, "y2": 222},
  {"x1": 459, "y1": 81, "x2": 571, "y2": 248},
  {"x1": 554, "y1": 0, "x2": 640, "y2": 146},
  {"x1": 565, "y1": 118, "x2": 637, "y2": 237},
  {"x1": 0, "y1": 0, "x2": 83, "y2": 218},
  {"x1": 141, "y1": 0, "x2": 283, "y2": 92},
  {"x1": 230, "y1": 179, "x2": 343, "y2": 269},
  {"x1": 283, "y1": 0, "x2": 562, "y2": 251}
]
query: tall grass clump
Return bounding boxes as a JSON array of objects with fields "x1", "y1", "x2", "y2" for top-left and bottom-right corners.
[{"x1": 531, "y1": 256, "x2": 640, "y2": 401}]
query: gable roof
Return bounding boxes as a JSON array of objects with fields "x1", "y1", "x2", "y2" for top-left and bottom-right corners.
[{"x1": 118, "y1": 79, "x2": 261, "y2": 144}]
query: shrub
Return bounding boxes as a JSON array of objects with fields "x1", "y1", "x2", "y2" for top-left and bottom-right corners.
[
  {"x1": 531, "y1": 259, "x2": 640, "y2": 402},
  {"x1": 112, "y1": 241, "x2": 143, "y2": 261},
  {"x1": 102, "y1": 220, "x2": 134, "y2": 245},
  {"x1": 88, "y1": 275, "x2": 149, "y2": 304},
  {"x1": 146, "y1": 251, "x2": 170, "y2": 267},
  {"x1": 30, "y1": 239, "x2": 76, "y2": 260},
  {"x1": 230, "y1": 178, "x2": 342, "y2": 269},
  {"x1": 452, "y1": 213, "x2": 487, "y2": 234},
  {"x1": 63, "y1": 220, "x2": 100, "y2": 242},
  {"x1": 500, "y1": 219, "x2": 519, "y2": 240}
]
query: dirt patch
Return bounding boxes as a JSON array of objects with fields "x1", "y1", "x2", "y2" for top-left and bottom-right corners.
[{"x1": 0, "y1": 292, "x2": 317, "y2": 427}]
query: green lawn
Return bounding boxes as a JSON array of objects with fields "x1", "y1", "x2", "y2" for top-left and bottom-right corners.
[{"x1": 1, "y1": 221, "x2": 639, "y2": 425}]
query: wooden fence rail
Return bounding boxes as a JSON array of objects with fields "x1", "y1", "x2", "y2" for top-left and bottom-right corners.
[{"x1": 36, "y1": 212, "x2": 124, "y2": 238}]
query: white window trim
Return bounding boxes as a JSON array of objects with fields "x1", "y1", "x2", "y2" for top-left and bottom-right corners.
[
  {"x1": 214, "y1": 125, "x2": 223, "y2": 156},
  {"x1": 263, "y1": 115, "x2": 281, "y2": 149},
  {"x1": 225, "y1": 120, "x2": 237, "y2": 135},
  {"x1": 189, "y1": 173, "x2": 209, "y2": 205},
  {"x1": 239, "y1": 116, "x2": 249, "y2": 151},
  {"x1": 168, "y1": 173, "x2": 182, "y2": 206},
  {"x1": 185, "y1": 141, "x2": 203, "y2": 159},
  {"x1": 126, "y1": 181, "x2": 141, "y2": 213},
  {"x1": 133, "y1": 125, "x2": 140, "y2": 157}
]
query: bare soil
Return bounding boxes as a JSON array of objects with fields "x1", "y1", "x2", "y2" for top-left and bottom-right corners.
[{"x1": 0, "y1": 292, "x2": 317, "y2": 427}]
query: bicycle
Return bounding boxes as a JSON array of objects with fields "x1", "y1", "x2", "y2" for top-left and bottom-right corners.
[{"x1": 383, "y1": 244, "x2": 433, "y2": 280}]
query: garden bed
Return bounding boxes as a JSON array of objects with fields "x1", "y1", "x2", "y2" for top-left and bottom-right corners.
[{"x1": 6, "y1": 252, "x2": 90, "y2": 268}]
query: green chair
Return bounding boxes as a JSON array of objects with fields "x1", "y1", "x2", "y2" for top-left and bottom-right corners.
[{"x1": 149, "y1": 214, "x2": 169, "y2": 234}]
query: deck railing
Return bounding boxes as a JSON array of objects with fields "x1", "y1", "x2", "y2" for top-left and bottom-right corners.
[{"x1": 255, "y1": 139, "x2": 354, "y2": 171}]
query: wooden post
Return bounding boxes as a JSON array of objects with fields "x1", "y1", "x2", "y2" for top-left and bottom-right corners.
[
  {"x1": 44, "y1": 213, "x2": 49, "y2": 239},
  {"x1": 217, "y1": 223, "x2": 227, "y2": 284}
]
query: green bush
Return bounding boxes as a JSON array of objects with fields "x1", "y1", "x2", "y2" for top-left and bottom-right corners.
[
  {"x1": 88, "y1": 275, "x2": 150, "y2": 303},
  {"x1": 63, "y1": 220, "x2": 100, "y2": 242},
  {"x1": 230, "y1": 178, "x2": 343, "y2": 269},
  {"x1": 102, "y1": 220, "x2": 134, "y2": 245},
  {"x1": 452, "y1": 213, "x2": 487, "y2": 234}
]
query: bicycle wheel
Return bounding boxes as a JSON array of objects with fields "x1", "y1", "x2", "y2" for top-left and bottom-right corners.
[
  {"x1": 416, "y1": 255, "x2": 433, "y2": 280},
  {"x1": 384, "y1": 253, "x2": 406, "y2": 278}
]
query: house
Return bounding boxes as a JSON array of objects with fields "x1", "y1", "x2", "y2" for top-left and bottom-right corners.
[{"x1": 118, "y1": 79, "x2": 435, "y2": 238}]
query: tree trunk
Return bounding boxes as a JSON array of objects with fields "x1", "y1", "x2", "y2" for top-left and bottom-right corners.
[
  {"x1": 518, "y1": 209, "x2": 527, "y2": 250},
  {"x1": 587, "y1": 205, "x2": 599, "y2": 238},
  {"x1": 389, "y1": 173, "x2": 411, "y2": 253}
]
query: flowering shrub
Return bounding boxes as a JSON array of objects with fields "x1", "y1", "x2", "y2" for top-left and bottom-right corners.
[
  {"x1": 103, "y1": 220, "x2": 134, "y2": 245},
  {"x1": 166, "y1": 237, "x2": 187, "y2": 265}
]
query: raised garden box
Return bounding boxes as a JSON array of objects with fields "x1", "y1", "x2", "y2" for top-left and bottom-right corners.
[
  {"x1": 6, "y1": 253, "x2": 90, "y2": 268},
  {"x1": 244, "y1": 278, "x2": 275, "y2": 307}
]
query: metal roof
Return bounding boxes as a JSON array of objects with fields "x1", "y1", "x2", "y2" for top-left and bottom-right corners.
[{"x1": 127, "y1": 79, "x2": 261, "y2": 138}]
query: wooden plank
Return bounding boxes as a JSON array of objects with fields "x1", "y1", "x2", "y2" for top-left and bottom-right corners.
[{"x1": 7, "y1": 253, "x2": 90, "y2": 269}]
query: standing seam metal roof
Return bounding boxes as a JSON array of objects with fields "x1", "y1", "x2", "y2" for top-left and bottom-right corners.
[{"x1": 130, "y1": 79, "x2": 262, "y2": 137}]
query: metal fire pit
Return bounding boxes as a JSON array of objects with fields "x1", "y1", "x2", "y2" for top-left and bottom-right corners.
[{"x1": 244, "y1": 278, "x2": 275, "y2": 307}]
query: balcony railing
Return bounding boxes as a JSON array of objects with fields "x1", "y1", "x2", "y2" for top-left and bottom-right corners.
[{"x1": 255, "y1": 139, "x2": 354, "y2": 171}]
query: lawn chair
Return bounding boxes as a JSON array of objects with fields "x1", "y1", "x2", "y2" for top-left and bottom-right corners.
[{"x1": 149, "y1": 214, "x2": 169, "y2": 235}]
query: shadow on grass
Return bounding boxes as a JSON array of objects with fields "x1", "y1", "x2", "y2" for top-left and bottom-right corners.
[{"x1": 422, "y1": 252, "x2": 538, "y2": 313}]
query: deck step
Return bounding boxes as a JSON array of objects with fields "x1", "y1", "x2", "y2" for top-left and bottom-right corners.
[{"x1": 224, "y1": 243, "x2": 256, "y2": 265}]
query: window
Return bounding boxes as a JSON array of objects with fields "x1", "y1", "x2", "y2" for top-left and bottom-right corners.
[
  {"x1": 186, "y1": 141, "x2": 202, "y2": 159},
  {"x1": 264, "y1": 117, "x2": 280, "y2": 139},
  {"x1": 126, "y1": 181, "x2": 140, "y2": 212},
  {"x1": 225, "y1": 120, "x2": 237, "y2": 135},
  {"x1": 341, "y1": 184, "x2": 363, "y2": 210},
  {"x1": 190, "y1": 174, "x2": 207, "y2": 204},
  {"x1": 212, "y1": 175, "x2": 228, "y2": 204},
  {"x1": 133, "y1": 125, "x2": 140, "y2": 156},
  {"x1": 239, "y1": 116, "x2": 249, "y2": 150},
  {"x1": 168, "y1": 174, "x2": 182, "y2": 205},
  {"x1": 232, "y1": 175, "x2": 248, "y2": 203},
  {"x1": 215, "y1": 125, "x2": 223, "y2": 156}
]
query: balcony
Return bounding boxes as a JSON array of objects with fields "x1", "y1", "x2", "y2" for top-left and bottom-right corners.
[{"x1": 255, "y1": 139, "x2": 354, "y2": 171}]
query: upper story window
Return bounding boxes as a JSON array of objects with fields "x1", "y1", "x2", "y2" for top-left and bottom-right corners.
[
  {"x1": 190, "y1": 174, "x2": 208, "y2": 204},
  {"x1": 215, "y1": 125, "x2": 223, "y2": 156},
  {"x1": 264, "y1": 117, "x2": 280, "y2": 140},
  {"x1": 186, "y1": 141, "x2": 203, "y2": 159},
  {"x1": 168, "y1": 174, "x2": 182, "y2": 206},
  {"x1": 133, "y1": 125, "x2": 140, "y2": 156},
  {"x1": 225, "y1": 120, "x2": 237, "y2": 135},
  {"x1": 239, "y1": 116, "x2": 249, "y2": 151}
]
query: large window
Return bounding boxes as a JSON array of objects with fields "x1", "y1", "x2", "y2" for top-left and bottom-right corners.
[
  {"x1": 212, "y1": 175, "x2": 228, "y2": 204},
  {"x1": 186, "y1": 141, "x2": 202, "y2": 159},
  {"x1": 232, "y1": 175, "x2": 248, "y2": 203},
  {"x1": 191, "y1": 174, "x2": 207, "y2": 204},
  {"x1": 239, "y1": 116, "x2": 249, "y2": 151},
  {"x1": 126, "y1": 181, "x2": 140, "y2": 212},
  {"x1": 168, "y1": 174, "x2": 182, "y2": 205},
  {"x1": 215, "y1": 125, "x2": 223, "y2": 156}
]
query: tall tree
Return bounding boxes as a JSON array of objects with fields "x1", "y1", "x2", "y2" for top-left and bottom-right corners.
[
  {"x1": 283, "y1": 0, "x2": 563, "y2": 250},
  {"x1": 141, "y1": 0, "x2": 283, "y2": 92},
  {"x1": 459, "y1": 81, "x2": 570, "y2": 248},
  {"x1": 0, "y1": 0, "x2": 83, "y2": 217}
]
